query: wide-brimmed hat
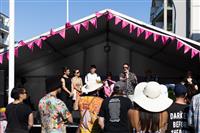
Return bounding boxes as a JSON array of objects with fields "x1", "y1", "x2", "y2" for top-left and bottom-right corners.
[
  {"x1": 129, "y1": 81, "x2": 172, "y2": 112},
  {"x1": 82, "y1": 82, "x2": 103, "y2": 94}
]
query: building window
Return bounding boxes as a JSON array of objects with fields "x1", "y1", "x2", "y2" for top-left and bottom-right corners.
[
  {"x1": 1, "y1": 33, "x2": 4, "y2": 39},
  {"x1": 167, "y1": 10, "x2": 173, "y2": 31}
]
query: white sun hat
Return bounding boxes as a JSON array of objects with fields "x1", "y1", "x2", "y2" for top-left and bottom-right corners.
[
  {"x1": 129, "y1": 81, "x2": 172, "y2": 112},
  {"x1": 82, "y1": 82, "x2": 103, "y2": 94}
]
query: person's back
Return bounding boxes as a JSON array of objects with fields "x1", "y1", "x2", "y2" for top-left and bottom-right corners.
[
  {"x1": 188, "y1": 93, "x2": 200, "y2": 132},
  {"x1": 78, "y1": 96, "x2": 103, "y2": 133},
  {"x1": 39, "y1": 94, "x2": 71, "y2": 133},
  {"x1": 6, "y1": 103, "x2": 32, "y2": 133},
  {"x1": 99, "y1": 96, "x2": 132, "y2": 133},
  {"x1": 167, "y1": 84, "x2": 191, "y2": 133}
]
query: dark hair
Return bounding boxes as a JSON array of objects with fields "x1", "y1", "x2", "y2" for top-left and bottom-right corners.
[
  {"x1": 112, "y1": 86, "x2": 123, "y2": 96},
  {"x1": 11, "y1": 87, "x2": 26, "y2": 100},
  {"x1": 123, "y1": 63, "x2": 129, "y2": 67},
  {"x1": 46, "y1": 77, "x2": 62, "y2": 93},
  {"x1": 73, "y1": 69, "x2": 80, "y2": 76},
  {"x1": 63, "y1": 67, "x2": 69, "y2": 73},
  {"x1": 106, "y1": 72, "x2": 112, "y2": 77},
  {"x1": 90, "y1": 65, "x2": 96, "y2": 69},
  {"x1": 138, "y1": 106, "x2": 160, "y2": 132}
]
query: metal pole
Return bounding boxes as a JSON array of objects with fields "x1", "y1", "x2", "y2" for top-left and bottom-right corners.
[
  {"x1": 66, "y1": 0, "x2": 69, "y2": 22},
  {"x1": 164, "y1": 0, "x2": 168, "y2": 31},
  {"x1": 8, "y1": 0, "x2": 15, "y2": 103}
]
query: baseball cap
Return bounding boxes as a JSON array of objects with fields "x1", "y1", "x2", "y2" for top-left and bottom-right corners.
[{"x1": 174, "y1": 84, "x2": 187, "y2": 97}]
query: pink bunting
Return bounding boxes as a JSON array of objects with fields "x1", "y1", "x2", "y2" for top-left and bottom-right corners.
[
  {"x1": 28, "y1": 42, "x2": 34, "y2": 51},
  {"x1": 161, "y1": 36, "x2": 169, "y2": 45},
  {"x1": 184, "y1": 45, "x2": 191, "y2": 54},
  {"x1": 145, "y1": 31, "x2": 152, "y2": 40},
  {"x1": 0, "y1": 53, "x2": 3, "y2": 64},
  {"x1": 65, "y1": 22, "x2": 72, "y2": 29},
  {"x1": 90, "y1": 18, "x2": 97, "y2": 28},
  {"x1": 14, "y1": 47, "x2": 19, "y2": 57},
  {"x1": 176, "y1": 40, "x2": 184, "y2": 50},
  {"x1": 50, "y1": 29, "x2": 56, "y2": 36},
  {"x1": 129, "y1": 24, "x2": 136, "y2": 34},
  {"x1": 153, "y1": 34, "x2": 159, "y2": 42},
  {"x1": 74, "y1": 24, "x2": 81, "y2": 34},
  {"x1": 96, "y1": 12, "x2": 103, "y2": 18},
  {"x1": 35, "y1": 39, "x2": 43, "y2": 49},
  {"x1": 191, "y1": 49, "x2": 199, "y2": 58},
  {"x1": 82, "y1": 21, "x2": 89, "y2": 31},
  {"x1": 122, "y1": 20, "x2": 129, "y2": 29},
  {"x1": 136, "y1": 27, "x2": 144, "y2": 37},
  {"x1": 58, "y1": 29, "x2": 66, "y2": 39},
  {"x1": 114, "y1": 17, "x2": 122, "y2": 25},
  {"x1": 107, "y1": 12, "x2": 114, "y2": 20},
  {"x1": 18, "y1": 40, "x2": 26, "y2": 47}
]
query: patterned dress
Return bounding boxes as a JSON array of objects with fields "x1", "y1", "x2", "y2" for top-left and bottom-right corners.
[
  {"x1": 78, "y1": 96, "x2": 103, "y2": 133},
  {"x1": 38, "y1": 94, "x2": 71, "y2": 133}
]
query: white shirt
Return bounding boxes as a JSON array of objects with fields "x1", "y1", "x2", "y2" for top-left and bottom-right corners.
[{"x1": 85, "y1": 73, "x2": 101, "y2": 84}]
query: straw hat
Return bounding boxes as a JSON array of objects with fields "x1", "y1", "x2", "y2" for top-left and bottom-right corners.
[
  {"x1": 129, "y1": 81, "x2": 173, "y2": 112},
  {"x1": 82, "y1": 82, "x2": 103, "y2": 94}
]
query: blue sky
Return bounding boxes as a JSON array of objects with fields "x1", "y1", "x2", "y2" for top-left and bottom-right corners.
[{"x1": 0, "y1": 0, "x2": 152, "y2": 41}]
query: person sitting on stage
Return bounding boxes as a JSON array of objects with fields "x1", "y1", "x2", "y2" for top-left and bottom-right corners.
[
  {"x1": 85, "y1": 65, "x2": 101, "y2": 85},
  {"x1": 38, "y1": 77, "x2": 73, "y2": 133},
  {"x1": 71, "y1": 69, "x2": 83, "y2": 111}
]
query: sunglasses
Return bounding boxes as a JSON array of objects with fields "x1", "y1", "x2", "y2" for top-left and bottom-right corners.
[
  {"x1": 22, "y1": 91, "x2": 28, "y2": 94},
  {"x1": 76, "y1": 71, "x2": 80, "y2": 74},
  {"x1": 123, "y1": 66, "x2": 129, "y2": 69}
]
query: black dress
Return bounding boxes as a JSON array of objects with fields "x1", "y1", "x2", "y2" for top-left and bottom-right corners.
[{"x1": 59, "y1": 76, "x2": 73, "y2": 112}]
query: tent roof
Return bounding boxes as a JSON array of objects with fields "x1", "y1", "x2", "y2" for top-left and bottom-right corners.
[{"x1": 0, "y1": 9, "x2": 200, "y2": 76}]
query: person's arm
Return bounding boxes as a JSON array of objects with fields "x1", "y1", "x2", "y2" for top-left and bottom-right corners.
[
  {"x1": 67, "y1": 113, "x2": 73, "y2": 124},
  {"x1": 98, "y1": 117, "x2": 105, "y2": 129},
  {"x1": 28, "y1": 113, "x2": 34, "y2": 130},
  {"x1": 85, "y1": 74, "x2": 89, "y2": 84},
  {"x1": 119, "y1": 73, "x2": 126, "y2": 81},
  {"x1": 61, "y1": 78, "x2": 71, "y2": 95},
  {"x1": 188, "y1": 98, "x2": 194, "y2": 127},
  {"x1": 160, "y1": 111, "x2": 168, "y2": 133}
]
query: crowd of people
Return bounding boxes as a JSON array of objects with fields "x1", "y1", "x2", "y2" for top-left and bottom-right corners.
[{"x1": 2, "y1": 63, "x2": 200, "y2": 133}]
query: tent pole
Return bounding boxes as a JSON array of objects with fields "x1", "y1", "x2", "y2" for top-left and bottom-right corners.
[
  {"x1": 66, "y1": 0, "x2": 69, "y2": 22},
  {"x1": 8, "y1": 0, "x2": 15, "y2": 103}
]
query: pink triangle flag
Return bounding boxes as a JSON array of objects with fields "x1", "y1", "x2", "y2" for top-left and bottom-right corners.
[
  {"x1": 153, "y1": 33, "x2": 159, "y2": 42},
  {"x1": 28, "y1": 42, "x2": 34, "y2": 51},
  {"x1": 6, "y1": 52, "x2": 9, "y2": 60},
  {"x1": 35, "y1": 39, "x2": 43, "y2": 49},
  {"x1": 136, "y1": 27, "x2": 144, "y2": 37},
  {"x1": 161, "y1": 36, "x2": 169, "y2": 45},
  {"x1": 74, "y1": 24, "x2": 81, "y2": 34},
  {"x1": 18, "y1": 40, "x2": 26, "y2": 47},
  {"x1": 82, "y1": 21, "x2": 89, "y2": 31},
  {"x1": 145, "y1": 31, "x2": 152, "y2": 40},
  {"x1": 176, "y1": 40, "x2": 184, "y2": 50},
  {"x1": 58, "y1": 29, "x2": 66, "y2": 39},
  {"x1": 0, "y1": 53, "x2": 3, "y2": 64},
  {"x1": 96, "y1": 12, "x2": 103, "y2": 18},
  {"x1": 122, "y1": 20, "x2": 129, "y2": 29},
  {"x1": 50, "y1": 29, "x2": 56, "y2": 36},
  {"x1": 66, "y1": 22, "x2": 72, "y2": 29},
  {"x1": 14, "y1": 47, "x2": 19, "y2": 57},
  {"x1": 90, "y1": 18, "x2": 97, "y2": 28},
  {"x1": 129, "y1": 24, "x2": 136, "y2": 34},
  {"x1": 191, "y1": 49, "x2": 199, "y2": 58},
  {"x1": 114, "y1": 17, "x2": 122, "y2": 25},
  {"x1": 107, "y1": 12, "x2": 114, "y2": 20},
  {"x1": 184, "y1": 45, "x2": 191, "y2": 54}
]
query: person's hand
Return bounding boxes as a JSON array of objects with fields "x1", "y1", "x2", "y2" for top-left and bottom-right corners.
[{"x1": 69, "y1": 92, "x2": 74, "y2": 97}]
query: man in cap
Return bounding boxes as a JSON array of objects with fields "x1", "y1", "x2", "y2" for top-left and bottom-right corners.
[
  {"x1": 98, "y1": 81, "x2": 132, "y2": 133},
  {"x1": 38, "y1": 77, "x2": 73, "y2": 133},
  {"x1": 166, "y1": 84, "x2": 191, "y2": 133}
]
